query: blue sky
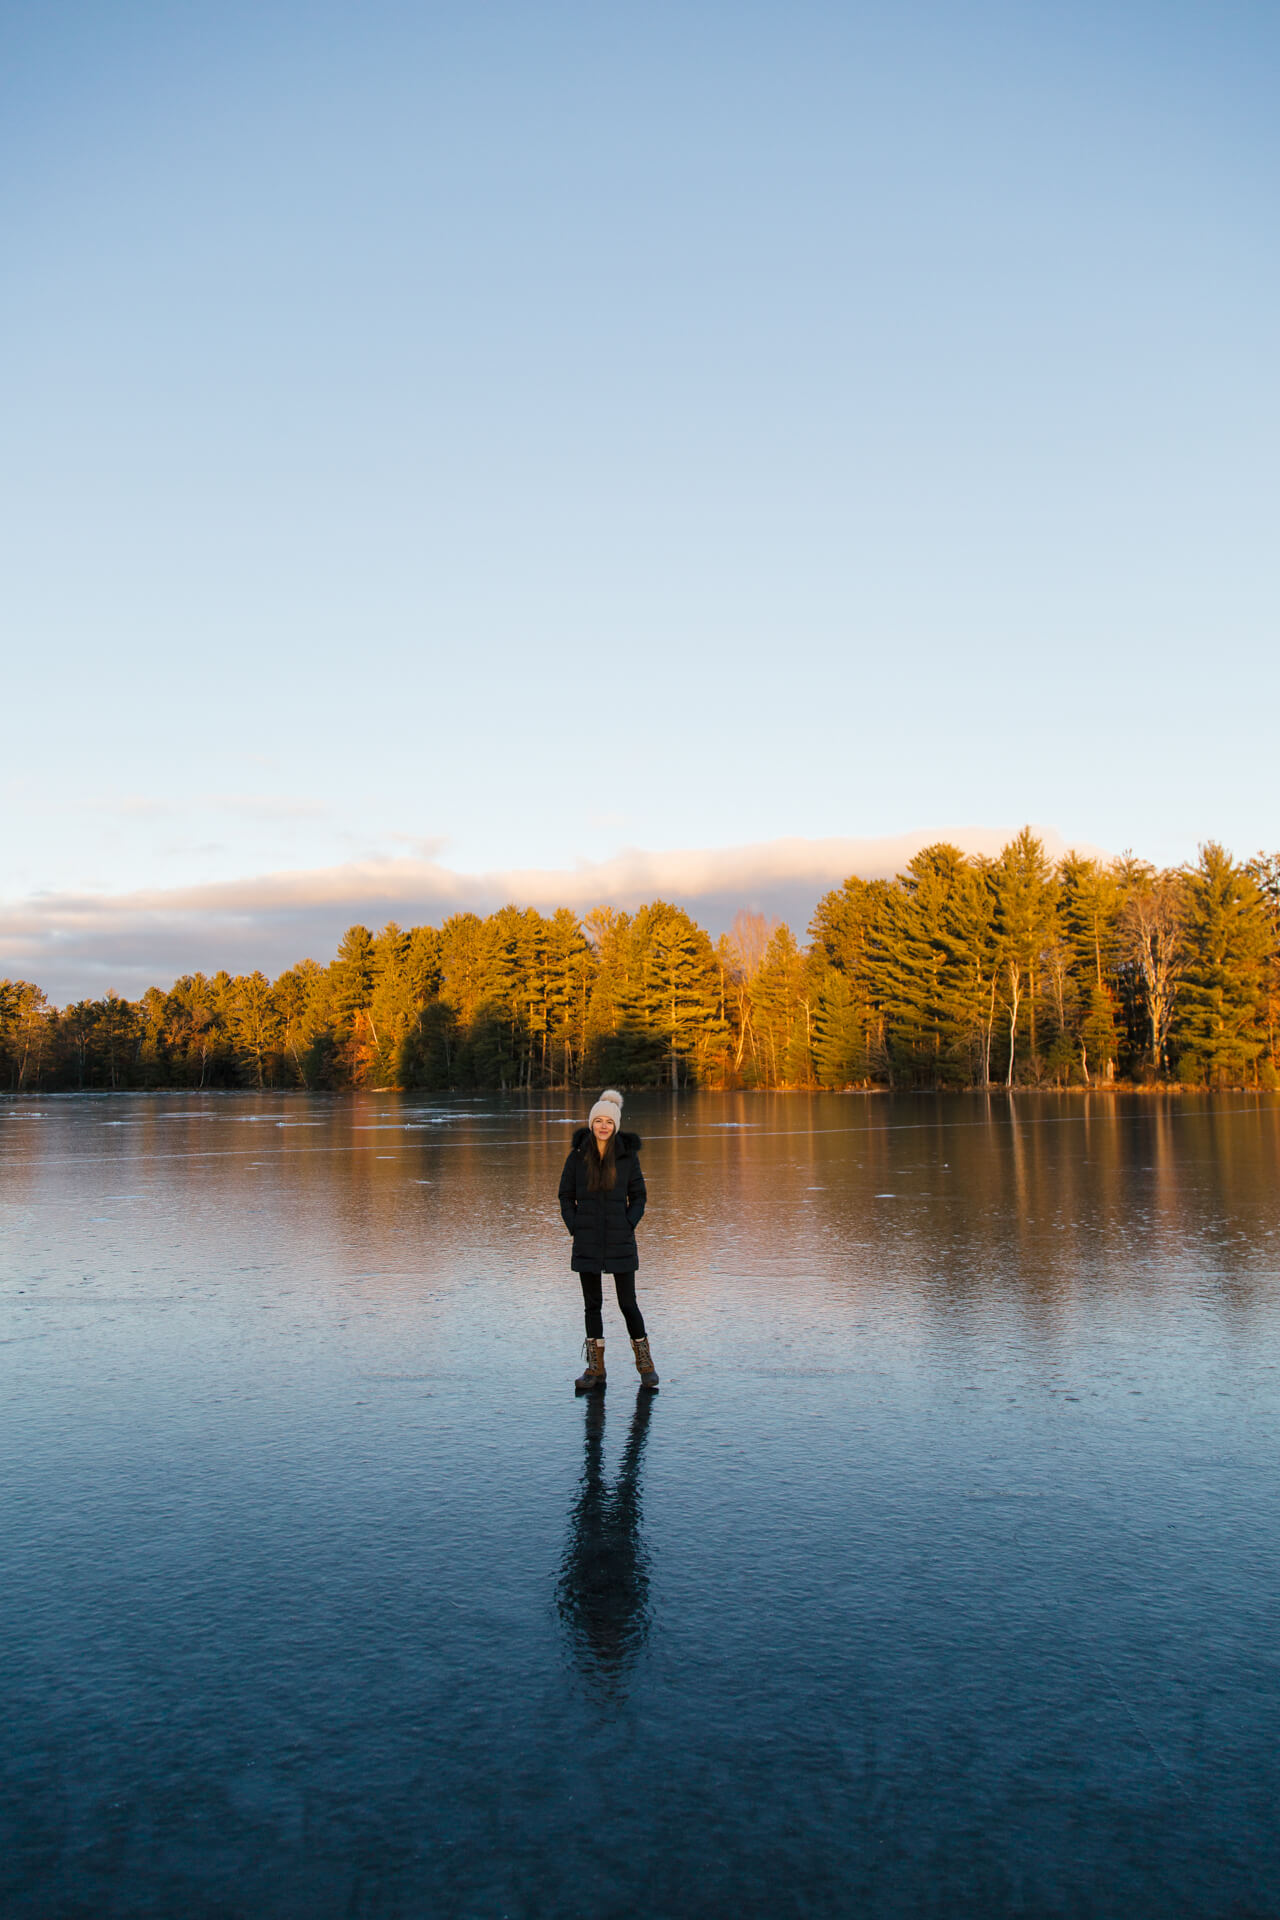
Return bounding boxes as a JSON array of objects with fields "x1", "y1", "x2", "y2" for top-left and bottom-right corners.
[{"x1": 2, "y1": 0, "x2": 1277, "y2": 986}]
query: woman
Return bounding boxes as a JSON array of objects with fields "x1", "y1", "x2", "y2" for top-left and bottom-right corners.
[{"x1": 559, "y1": 1089, "x2": 659, "y2": 1392}]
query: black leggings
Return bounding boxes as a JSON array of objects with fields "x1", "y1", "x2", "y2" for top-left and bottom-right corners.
[{"x1": 579, "y1": 1271, "x2": 646, "y2": 1341}]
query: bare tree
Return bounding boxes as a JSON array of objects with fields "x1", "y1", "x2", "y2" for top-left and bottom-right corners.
[
  {"x1": 727, "y1": 910, "x2": 775, "y2": 979},
  {"x1": 1120, "y1": 871, "x2": 1185, "y2": 1071},
  {"x1": 720, "y1": 911, "x2": 777, "y2": 1076}
]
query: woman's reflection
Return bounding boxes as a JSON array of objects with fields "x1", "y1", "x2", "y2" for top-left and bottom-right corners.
[{"x1": 557, "y1": 1390, "x2": 655, "y2": 1690}]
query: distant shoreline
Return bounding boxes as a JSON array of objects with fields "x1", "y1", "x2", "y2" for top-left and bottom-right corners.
[
  {"x1": 3, "y1": 836, "x2": 1277, "y2": 1096},
  {"x1": 5, "y1": 1082, "x2": 1276, "y2": 1103}
]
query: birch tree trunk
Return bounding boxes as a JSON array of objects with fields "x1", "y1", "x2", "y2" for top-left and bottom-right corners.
[{"x1": 1005, "y1": 961, "x2": 1022, "y2": 1088}]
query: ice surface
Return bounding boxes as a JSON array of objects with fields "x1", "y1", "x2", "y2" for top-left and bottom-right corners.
[{"x1": 2, "y1": 1089, "x2": 1280, "y2": 1917}]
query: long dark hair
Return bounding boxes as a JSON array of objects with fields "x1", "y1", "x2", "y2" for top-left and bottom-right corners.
[{"x1": 584, "y1": 1127, "x2": 618, "y2": 1192}]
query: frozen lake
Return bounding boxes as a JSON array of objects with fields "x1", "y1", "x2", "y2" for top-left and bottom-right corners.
[{"x1": 3, "y1": 1090, "x2": 1280, "y2": 1918}]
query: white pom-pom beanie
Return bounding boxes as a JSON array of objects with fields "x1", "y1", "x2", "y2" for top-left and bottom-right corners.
[{"x1": 587, "y1": 1088, "x2": 624, "y2": 1136}]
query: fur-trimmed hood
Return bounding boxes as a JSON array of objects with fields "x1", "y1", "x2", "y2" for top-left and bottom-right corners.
[{"x1": 571, "y1": 1126, "x2": 642, "y2": 1154}]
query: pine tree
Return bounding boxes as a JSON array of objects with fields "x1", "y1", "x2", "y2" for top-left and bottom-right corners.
[
  {"x1": 327, "y1": 925, "x2": 378, "y2": 1083},
  {"x1": 135, "y1": 985, "x2": 172, "y2": 1086},
  {"x1": 438, "y1": 914, "x2": 490, "y2": 1028},
  {"x1": 271, "y1": 959, "x2": 330, "y2": 1087},
  {"x1": 855, "y1": 847, "x2": 1004, "y2": 1088},
  {"x1": 749, "y1": 923, "x2": 815, "y2": 1087},
  {"x1": 93, "y1": 993, "x2": 143, "y2": 1090},
  {"x1": 870, "y1": 845, "x2": 975, "y2": 1086},
  {"x1": 544, "y1": 908, "x2": 595, "y2": 1086},
  {"x1": 990, "y1": 829, "x2": 1057, "y2": 1086},
  {"x1": 0, "y1": 981, "x2": 51, "y2": 1090},
  {"x1": 812, "y1": 967, "x2": 868, "y2": 1086},
  {"x1": 362, "y1": 923, "x2": 410, "y2": 1085},
  {"x1": 475, "y1": 904, "x2": 532, "y2": 1088},
  {"x1": 1173, "y1": 844, "x2": 1270, "y2": 1085},
  {"x1": 808, "y1": 877, "x2": 892, "y2": 1081},
  {"x1": 944, "y1": 857, "x2": 1002, "y2": 1085},
  {"x1": 227, "y1": 971, "x2": 278, "y2": 1087},
  {"x1": 580, "y1": 908, "x2": 659, "y2": 1085},
  {"x1": 1059, "y1": 855, "x2": 1122, "y2": 1082},
  {"x1": 630, "y1": 901, "x2": 730, "y2": 1089},
  {"x1": 390, "y1": 924, "x2": 446, "y2": 1087},
  {"x1": 162, "y1": 975, "x2": 227, "y2": 1088}
]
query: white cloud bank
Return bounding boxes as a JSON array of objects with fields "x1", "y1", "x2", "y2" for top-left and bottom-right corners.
[{"x1": 1, "y1": 827, "x2": 1099, "y2": 1004}]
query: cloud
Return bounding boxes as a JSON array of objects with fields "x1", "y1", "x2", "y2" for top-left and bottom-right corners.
[
  {"x1": 0, "y1": 826, "x2": 1101, "y2": 1004},
  {"x1": 203, "y1": 794, "x2": 329, "y2": 820},
  {"x1": 385, "y1": 833, "x2": 451, "y2": 860},
  {"x1": 96, "y1": 792, "x2": 328, "y2": 822},
  {"x1": 102, "y1": 795, "x2": 174, "y2": 818}
]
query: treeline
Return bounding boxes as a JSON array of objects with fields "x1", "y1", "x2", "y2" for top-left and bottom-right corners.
[{"x1": 3, "y1": 834, "x2": 1278, "y2": 1094}]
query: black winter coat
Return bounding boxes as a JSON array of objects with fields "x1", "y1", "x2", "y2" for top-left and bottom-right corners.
[{"x1": 559, "y1": 1129, "x2": 647, "y2": 1273}]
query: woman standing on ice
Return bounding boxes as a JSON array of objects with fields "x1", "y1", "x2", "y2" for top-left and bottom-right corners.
[{"x1": 558, "y1": 1089, "x2": 659, "y2": 1393}]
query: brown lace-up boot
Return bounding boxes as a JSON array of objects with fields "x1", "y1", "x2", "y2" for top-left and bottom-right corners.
[
  {"x1": 631, "y1": 1335, "x2": 660, "y2": 1390},
  {"x1": 574, "y1": 1338, "x2": 606, "y2": 1392}
]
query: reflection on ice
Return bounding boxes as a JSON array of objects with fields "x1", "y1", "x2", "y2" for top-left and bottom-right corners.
[{"x1": 557, "y1": 1392, "x2": 655, "y2": 1690}]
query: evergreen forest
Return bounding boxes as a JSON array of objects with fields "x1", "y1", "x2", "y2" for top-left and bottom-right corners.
[{"x1": 3, "y1": 834, "x2": 1278, "y2": 1095}]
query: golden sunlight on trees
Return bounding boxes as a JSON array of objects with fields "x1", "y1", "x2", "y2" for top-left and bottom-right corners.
[{"x1": 3, "y1": 835, "x2": 1279, "y2": 1094}]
